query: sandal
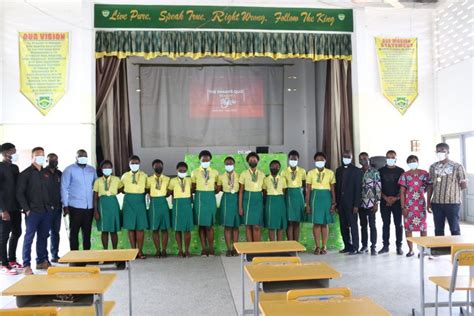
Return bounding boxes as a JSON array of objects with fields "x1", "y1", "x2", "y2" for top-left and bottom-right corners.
[
  {"x1": 320, "y1": 247, "x2": 328, "y2": 255},
  {"x1": 161, "y1": 250, "x2": 168, "y2": 258},
  {"x1": 185, "y1": 251, "x2": 190, "y2": 258},
  {"x1": 178, "y1": 251, "x2": 184, "y2": 258},
  {"x1": 314, "y1": 247, "x2": 321, "y2": 255}
]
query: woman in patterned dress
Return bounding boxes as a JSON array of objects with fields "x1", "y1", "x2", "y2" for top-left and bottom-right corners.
[{"x1": 399, "y1": 155, "x2": 431, "y2": 257}]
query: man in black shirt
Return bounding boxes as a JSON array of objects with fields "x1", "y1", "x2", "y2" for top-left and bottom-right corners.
[
  {"x1": 335, "y1": 150, "x2": 363, "y2": 255},
  {"x1": 378, "y1": 150, "x2": 405, "y2": 255},
  {"x1": 45, "y1": 153, "x2": 62, "y2": 262},
  {"x1": 0, "y1": 143, "x2": 22, "y2": 275},
  {"x1": 16, "y1": 147, "x2": 54, "y2": 275}
]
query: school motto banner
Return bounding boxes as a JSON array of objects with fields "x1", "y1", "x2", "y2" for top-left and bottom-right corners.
[
  {"x1": 94, "y1": 4, "x2": 353, "y2": 32},
  {"x1": 375, "y1": 37, "x2": 418, "y2": 115},
  {"x1": 19, "y1": 32, "x2": 69, "y2": 115}
]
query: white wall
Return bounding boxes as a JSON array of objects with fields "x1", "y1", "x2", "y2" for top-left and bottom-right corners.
[
  {"x1": 352, "y1": 7, "x2": 436, "y2": 170},
  {"x1": 0, "y1": 0, "x2": 95, "y2": 171}
]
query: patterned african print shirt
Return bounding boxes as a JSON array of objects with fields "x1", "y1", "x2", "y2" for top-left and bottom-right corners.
[
  {"x1": 360, "y1": 167, "x2": 382, "y2": 209},
  {"x1": 429, "y1": 160, "x2": 467, "y2": 204}
]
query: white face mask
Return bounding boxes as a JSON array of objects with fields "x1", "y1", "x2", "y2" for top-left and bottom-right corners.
[
  {"x1": 77, "y1": 156, "x2": 88, "y2": 165},
  {"x1": 386, "y1": 158, "x2": 397, "y2": 167},
  {"x1": 34, "y1": 155, "x2": 45, "y2": 165},
  {"x1": 11, "y1": 153, "x2": 19, "y2": 163},
  {"x1": 288, "y1": 160, "x2": 298, "y2": 168},
  {"x1": 200, "y1": 161, "x2": 210, "y2": 169},
  {"x1": 102, "y1": 168, "x2": 113, "y2": 176},
  {"x1": 225, "y1": 165, "x2": 234, "y2": 172},
  {"x1": 342, "y1": 158, "x2": 352, "y2": 165},
  {"x1": 407, "y1": 162, "x2": 418, "y2": 170},
  {"x1": 129, "y1": 164, "x2": 140, "y2": 172},
  {"x1": 177, "y1": 172, "x2": 187, "y2": 179},
  {"x1": 315, "y1": 161, "x2": 326, "y2": 169},
  {"x1": 437, "y1": 152, "x2": 447, "y2": 161}
]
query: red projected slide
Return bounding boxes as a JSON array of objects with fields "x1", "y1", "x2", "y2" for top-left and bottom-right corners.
[{"x1": 189, "y1": 75, "x2": 264, "y2": 118}]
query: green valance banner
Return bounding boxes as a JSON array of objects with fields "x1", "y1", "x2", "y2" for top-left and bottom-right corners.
[
  {"x1": 95, "y1": 30, "x2": 352, "y2": 61},
  {"x1": 95, "y1": 4, "x2": 353, "y2": 32}
]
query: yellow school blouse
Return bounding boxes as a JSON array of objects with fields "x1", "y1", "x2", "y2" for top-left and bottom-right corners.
[
  {"x1": 306, "y1": 168, "x2": 336, "y2": 190},
  {"x1": 217, "y1": 172, "x2": 240, "y2": 193},
  {"x1": 239, "y1": 169, "x2": 265, "y2": 192},
  {"x1": 168, "y1": 177, "x2": 192, "y2": 198},
  {"x1": 146, "y1": 174, "x2": 170, "y2": 197},
  {"x1": 281, "y1": 166, "x2": 306, "y2": 188},
  {"x1": 263, "y1": 175, "x2": 287, "y2": 195},
  {"x1": 121, "y1": 171, "x2": 147, "y2": 194},
  {"x1": 93, "y1": 176, "x2": 123, "y2": 197},
  {"x1": 191, "y1": 167, "x2": 219, "y2": 191}
]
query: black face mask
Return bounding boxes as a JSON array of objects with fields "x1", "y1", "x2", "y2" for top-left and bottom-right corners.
[
  {"x1": 249, "y1": 162, "x2": 258, "y2": 168},
  {"x1": 359, "y1": 159, "x2": 369, "y2": 166},
  {"x1": 48, "y1": 161, "x2": 58, "y2": 169},
  {"x1": 154, "y1": 166, "x2": 163, "y2": 174},
  {"x1": 270, "y1": 168, "x2": 279, "y2": 175}
]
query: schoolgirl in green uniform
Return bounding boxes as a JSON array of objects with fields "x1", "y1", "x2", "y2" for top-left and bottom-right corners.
[
  {"x1": 168, "y1": 162, "x2": 193, "y2": 258},
  {"x1": 305, "y1": 152, "x2": 336, "y2": 255},
  {"x1": 263, "y1": 160, "x2": 288, "y2": 241},
  {"x1": 121, "y1": 155, "x2": 148, "y2": 259},
  {"x1": 93, "y1": 160, "x2": 123, "y2": 250},
  {"x1": 146, "y1": 159, "x2": 171, "y2": 258},
  {"x1": 238, "y1": 152, "x2": 265, "y2": 242},
  {"x1": 281, "y1": 150, "x2": 306, "y2": 241},
  {"x1": 217, "y1": 156, "x2": 240, "y2": 256}
]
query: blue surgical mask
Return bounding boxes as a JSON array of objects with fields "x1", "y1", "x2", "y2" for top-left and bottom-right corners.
[
  {"x1": 225, "y1": 165, "x2": 234, "y2": 172},
  {"x1": 408, "y1": 162, "x2": 418, "y2": 170},
  {"x1": 200, "y1": 161, "x2": 210, "y2": 169},
  {"x1": 34, "y1": 155, "x2": 45, "y2": 165},
  {"x1": 77, "y1": 157, "x2": 88, "y2": 165},
  {"x1": 386, "y1": 158, "x2": 397, "y2": 167},
  {"x1": 178, "y1": 172, "x2": 187, "y2": 179},
  {"x1": 288, "y1": 160, "x2": 298, "y2": 168},
  {"x1": 102, "y1": 168, "x2": 113, "y2": 176},
  {"x1": 315, "y1": 161, "x2": 326, "y2": 169},
  {"x1": 11, "y1": 153, "x2": 19, "y2": 163},
  {"x1": 129, "y1": 164, "x2": 140, "y2": 172},
  {"x1": 342, "y1": 158, "x2": 352, "y2": 165}
]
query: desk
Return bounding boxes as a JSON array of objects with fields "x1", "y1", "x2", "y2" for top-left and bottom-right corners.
[
  {"x1": 407, "y1": 236, "x2": 473, "y2": 316},
  {"x1": 0, "y1": 301, "x2": 115, "y2": 316},
  {"x1": 234, "y1": 241, "x2": 305, "y2": 315},
  {"x1": 1, "y1": 273, "x2": 116, "y2": 316},
  {"x1": 259, "y1": 296, "x2": 391, "y2": 316},
  {"x1": 245, "y1": 262, "x2": 341, "y2": 316},
  {"x1": 59, "y1": 249, "x2": 137, "y2": 316}
]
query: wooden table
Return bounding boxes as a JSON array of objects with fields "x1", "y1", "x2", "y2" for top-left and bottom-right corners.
[
  {"x1": 59, "y1": 249, "x2": 137, "y2": 316},
  {"x1": 234, "y1": 241, "x2": 306, "y2": 315},
  {"x1": 407, "y1": 236, "x2": 473, "y2": 316},
  {"x1": 259, "y1": 296, "x2": 391, "y2": 316},
  {"x1": 245, "y1": 262, "x2": 341, "y2": 316},
  {"x1": 1, "y1": 273, "x2": 116, "y2": 316},
  {"x1": 0, "y1": 301, "x2": 116, "y2": 316}
]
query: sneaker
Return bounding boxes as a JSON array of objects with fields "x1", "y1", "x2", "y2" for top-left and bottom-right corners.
[
  {"x1": 406, "y1": 251, "x2": 414, "y2": 257},
  {"x1": 339, "y1": 248, "x2": 350, "y2": 254},
  {"x1": 200, "y1": 250, "x2": 208, "y2": 257},
  {"x1": 370, "y1": 249, "x2": 377, "y2": 256},
  {"x1": 348, "y1": 250, "x2": 361, "y2": 256},
  {"x1": 9, "y1": 261, "x2": 23, "y2": 270},
  {"x1": 396, "y1": 247, "x2": 404, "y2": 256},
  {"x1": 359, "y1": 246, "x2": 368, "y2": 253},
  {"x1": 24, "y1": 266, "x2": 34, "y2": 275},
  {"x1": 0, "y1": 265, "x2": 18, "y2": 275},
  {"x1": 378, "y1": 247, "x2": 389, "y2": 254},
  {"x1": 36, "y1": 261, "x2": 51, "y2": 270}
]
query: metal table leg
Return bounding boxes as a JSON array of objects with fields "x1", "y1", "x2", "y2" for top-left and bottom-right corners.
[
  {"x1": 254, "y1": 281, "x2": 260, "y2": 316},
  {"x1": 128, "y1": 260, "x2": 133, "y2": 316},
  {"x1": 241, "y1": 253, "x2": 245, "y2": 316},
  {"x1": 94, "y1": 293, "x2": 104, "y2": 316}
]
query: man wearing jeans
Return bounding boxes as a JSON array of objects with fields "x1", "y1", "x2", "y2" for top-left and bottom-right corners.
[
  {"x1": 61, "y1": 150, "x2": 96, "y2": 250},
  {"x1": 428, "y1": 143, "x2": 467, "y2": 236},
  {"x1": 16, "y1": 147, "x2": 53, "y2": 275}
]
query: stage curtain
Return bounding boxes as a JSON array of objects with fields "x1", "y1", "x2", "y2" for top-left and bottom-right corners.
[
  {"x1": 322, "y1": 59, "x2": 353, "y2": 169},
  {"x1": 96, "y1": 57, "x2": 133, "y2": 174},
  {"x1": 95, "y1": 31, "x2": 351, "y2": 61}
]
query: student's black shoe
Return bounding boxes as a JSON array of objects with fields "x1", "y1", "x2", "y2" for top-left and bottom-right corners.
[
  {"x1": 161, "y1": 250, "x2": 168, "y2": 258},
  {"x1": 359, "y1": 246, "x2": 368, "y2": 253},
  {"x1": 396, "y1": 247, "x2": 404, "y2": 255},
  {"x1": 231, "y1": 249, "x2": 238, "y2": 257},
  {"x1": 226, "y1": 250, "x2": 232, "y2": 257},
  {"x1": 406, "y1": 251, "x2": 414, "y2": 257},
  {"x1": 115, "y1": 261, "x2": 126, "y2": 270},
  {"x1": 339, "y1": 248, "x2": 350, "y2": 254},
  {"x1": 348, "y1": 251, "x2": 360, "y2": 255},
  {"x1": 378, "y1": 247, "x2": 389, "y2": 254},
  {"x1": 370, "y1": 249, "x2": 377, "y2": 256},
  {"x1": 51, "y1": 257, "x2": 60, "y2": 263}
]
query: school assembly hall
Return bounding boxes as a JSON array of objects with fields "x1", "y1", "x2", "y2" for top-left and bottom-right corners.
[{"x1": 0, "y1": 0, "x2": 473, "y2": 315}]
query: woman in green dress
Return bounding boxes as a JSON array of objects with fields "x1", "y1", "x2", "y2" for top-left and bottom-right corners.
[
  {"x1": 305, "y1": 152, "x2": 336, "y2": 255},
  {"x1": 263, "y1": 160, "x2": 287, "y2": 241},
  {"x1": 93, "y1": 160, "x2": 123, "y2": 250},
  {"x1": 217, "y1": 156, "x2": 241, "y2": 256}
]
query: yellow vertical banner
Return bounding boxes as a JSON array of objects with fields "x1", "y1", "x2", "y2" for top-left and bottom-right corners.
[
  {"x1": 19, "y1": 32, "x2": 69, "y2": 115},
  {"x1": 375, "y1": 37, "x2": 418, "y2": 115}
]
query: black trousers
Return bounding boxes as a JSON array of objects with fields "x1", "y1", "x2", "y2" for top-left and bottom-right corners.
[
  {"x1": 0, "y1": 211, "x2": 22, "y2": 266},
  {"x1": 359, "y1": 208, "x2": 377, "y2": 250},
  {"x1": 339, "y1": 206, "x2": 359, "y2": 252},
  {"x1": 69, "y1": 207, "x2": 93, "y2": 251},
  {"x1": 381, "y1": 203, "x2": 403, "y2": 248}
]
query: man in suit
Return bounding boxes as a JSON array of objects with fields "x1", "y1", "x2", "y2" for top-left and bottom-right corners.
[{"x1": 336, "y1": 150, "x2": 363, "y2": 255}]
